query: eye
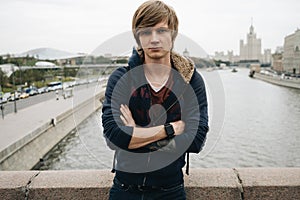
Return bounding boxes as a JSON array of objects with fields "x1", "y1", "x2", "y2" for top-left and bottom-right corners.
[
  {"x1": 139, "y1": 28, "x2": 152, "y2": 36},
  {"x1": 157, "y1": 28, "x2": 169, "y2": 34}
]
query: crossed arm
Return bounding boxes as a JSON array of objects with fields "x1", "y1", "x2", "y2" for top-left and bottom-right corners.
[{"x1": 119, "y1": 104, "x2": 185, "y2": 149}]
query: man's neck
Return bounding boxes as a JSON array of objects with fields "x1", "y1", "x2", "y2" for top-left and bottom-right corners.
[
  {"x1": 144, "y1": 53, "x2": 172, "y2": 77},
  {"x1": 144, "y1": 55, "x2": 171, "y2": 67}
]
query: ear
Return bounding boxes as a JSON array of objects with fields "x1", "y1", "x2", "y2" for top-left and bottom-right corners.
[{"x1": 137, "y1": 47, "x2": 144, "y2": 60}]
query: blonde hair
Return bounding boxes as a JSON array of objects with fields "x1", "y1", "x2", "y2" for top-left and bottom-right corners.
[{"x1": 132, "y1": 0, "x2": 179, "y2": 47}]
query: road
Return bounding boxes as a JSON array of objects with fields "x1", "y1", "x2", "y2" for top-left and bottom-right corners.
[{"x1": 0, "y1": 82, "x2": 98, "y2": 118}]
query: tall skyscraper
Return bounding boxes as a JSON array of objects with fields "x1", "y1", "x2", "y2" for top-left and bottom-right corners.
[{"x1": 239, "y1": 24, "x2": 262, "y2": 62}]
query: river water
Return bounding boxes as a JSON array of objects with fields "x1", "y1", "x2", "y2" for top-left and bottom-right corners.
[{"x1": 35, "y1": 68, "x2": 300, "y2": 170}]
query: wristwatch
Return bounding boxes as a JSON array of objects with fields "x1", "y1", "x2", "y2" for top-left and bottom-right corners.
[{"x1": 164, "y1": 123, "x2": 175, "y2": 139}]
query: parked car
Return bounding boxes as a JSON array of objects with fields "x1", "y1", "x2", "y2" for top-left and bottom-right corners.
[
  {"x1": 38, "y1": 87, "x2": 49, "y2": 94},
  {"x1": 9, "y1": 92, "x2": 20, "y2": 101},
  {"x1": 0, "y1": 97, "x2": 8, "y2": 104},
  {"x1": 0, "y1": 92, "x2": 11, "y2": 103},
  {"x1": 24, "y1": 87, "x2": 38, "y2": 96},
  {"x1": 20, "y1": 92, "x2": 29, "y2": 99},
  {"x1": 29, "y1": 88, "x2": 38, "y2": 96}
]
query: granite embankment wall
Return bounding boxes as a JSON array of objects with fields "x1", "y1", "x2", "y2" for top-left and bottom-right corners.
[
  {"x1": 0, "y1": 91, "x2": 104, "y2": 170},
  {"x1": 254, "y1": 73, "x2": 300, "y2": 89},
  {"x1": 0, "y1": 168, "x2": 299, "y2": 199}
]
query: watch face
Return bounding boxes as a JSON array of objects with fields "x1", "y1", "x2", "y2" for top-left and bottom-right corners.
[{"x1": 165, "y1": 123, "x2": 175, "y2": 138}]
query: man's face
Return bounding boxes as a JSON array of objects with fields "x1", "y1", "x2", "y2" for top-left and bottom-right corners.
[{"x1": 138, "y1": 21, "x2": 173, "y2": 61}]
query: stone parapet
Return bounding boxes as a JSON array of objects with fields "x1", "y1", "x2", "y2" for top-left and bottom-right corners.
[{"x1": 0, "y1": 168, "x2": 299, "y2": 200}]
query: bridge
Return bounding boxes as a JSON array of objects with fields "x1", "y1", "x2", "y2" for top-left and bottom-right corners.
[{"x1": 18, "y1": 63, "x2": 125, "y2": 70}]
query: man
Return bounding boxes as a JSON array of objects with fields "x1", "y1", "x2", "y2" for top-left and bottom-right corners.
[{"x1": 102, "y1": 1, "x2": 209, "y2": 199}]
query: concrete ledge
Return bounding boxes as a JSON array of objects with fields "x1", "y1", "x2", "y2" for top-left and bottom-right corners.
[
  {"x1": 0, "y1": 171, "x2": 38, "y2": 199},
  {"x1": 0, "y1": 168, "x2": 299, "y2": 200},
  {"x1": 237, "y1": 168, "x2": 300, "y2": 200},
  {"x1": 184, "y1": 168, "x2": 242, "y2": 199},
  {"x1": 29, "y1": 170, "x2": 113, "y2": 199}
]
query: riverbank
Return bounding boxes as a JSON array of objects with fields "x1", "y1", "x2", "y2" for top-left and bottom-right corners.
[
  {"x1": 0, "y1": 168, "x2": 299, "y2": 199},
  {"x1": 0, "y1": 84, "x2": 105, "y2": 170},
  {"x1": 252, "y1": 72, "x2": 300, "y2": 89}
]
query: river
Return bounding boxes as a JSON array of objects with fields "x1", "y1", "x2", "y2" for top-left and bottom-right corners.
[{"x1": 34, "y1": 68, "x2": 300, "y2": 170}]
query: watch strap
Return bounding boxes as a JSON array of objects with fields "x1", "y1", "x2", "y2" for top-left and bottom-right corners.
[{"x1": 164, "y1": 123, "x2": 175, "y2": 139}]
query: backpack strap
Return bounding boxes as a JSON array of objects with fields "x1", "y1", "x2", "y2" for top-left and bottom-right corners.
[
  {"x1": 185, "y1": 152, "x2": 190, "y2": 175},
  {"x1": 111, "y1": 151, "x2": 116, "y2": 173}
]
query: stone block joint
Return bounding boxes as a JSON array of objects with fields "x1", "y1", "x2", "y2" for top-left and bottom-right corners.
[
  {"x1": 233, "y1": 168, "x2": 245, "y2": 200},
  {"x1": 24, "y1": 171, "x2": 40, "y2": 200}
]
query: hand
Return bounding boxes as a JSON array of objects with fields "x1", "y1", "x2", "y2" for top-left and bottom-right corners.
[
  {"x1": 170, "y1": 120, "x2": 185, "y2": 135},
  {"x1": 120, "y1": 104, "x2": 136, "y2": 127}
]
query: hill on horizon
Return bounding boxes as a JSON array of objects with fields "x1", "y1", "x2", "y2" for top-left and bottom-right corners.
[{"x1": 19, "y1": 47, "x2": 85, "y2": 60}]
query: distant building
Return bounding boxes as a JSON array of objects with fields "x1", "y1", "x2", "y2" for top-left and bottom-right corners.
[
  {"x1": 56, "y1": 56, "x2": 84, "y2": 66},
  {"x1": 271, "y1": 46, "x2": 283, "y2": 72},
  {"x1": 262, "y1": 49, "x2": 272, "y2": 64},
  {"x1": 214, "y1": 51, "x2": 226, "y2": 61},
  {"x1": 183, "y1": 48, "x2": 190, "y2": 57},
  {"x1": 272, "y1": 53, "x2": 283, "y2": 72},
  {"x1": 239, "y1": 24, "x2": 262, "y2": 62},
  {"x1": 213, "y1": 50, "x2": 239, "y2": 64},
  {"x1": 275, "y1": 46, "x2": 284, "y2": 54},
  {"x1": 227, "y1": 51, "x2": 234, "y2": 63},
  {"x1": 34, "y1": 61, "x2": 58, "y2": 69},
  {"x1": 283, "y1": 29, "x2": 300, "y2": 74},
  {"x1": 104, "y1": 53, "x2": 112, "y2": 58}
]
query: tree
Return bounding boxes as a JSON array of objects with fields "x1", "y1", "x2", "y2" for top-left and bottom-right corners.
[
  {"x1": 0, "y1": 56, "x2": 4, "y2": 64},
  {"x1": 0, "y1": 69, "x2": 9, "y2": 89}
]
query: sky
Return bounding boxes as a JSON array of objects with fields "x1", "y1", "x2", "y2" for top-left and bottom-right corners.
[{"x1": 0, "y1": 0, "x2": 299, "y2": 57}]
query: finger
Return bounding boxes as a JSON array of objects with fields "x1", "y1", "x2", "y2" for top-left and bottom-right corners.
[
  {"x1": 121, "y1": 105, "x2": 133, "y2": 119},
  {"x1": 120, "y1": 106, "x2": 130, "y2": 120},
  {"x1": 120, "y1": 104, "x2": 129, "y2": 117},
  {"x1": 120, "y1": 115, "x2": 127, "y2": 125},
  {"x1": 120, "y1": 104, "x2": 125, "y2": 113},
  {"x1": 123, "y1": 105, "x2": 131, "y2": 116}
]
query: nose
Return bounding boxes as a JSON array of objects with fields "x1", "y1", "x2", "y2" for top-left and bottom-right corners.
[{"x1": 150, "y1": 31, "x2": 159, "y2": 44}]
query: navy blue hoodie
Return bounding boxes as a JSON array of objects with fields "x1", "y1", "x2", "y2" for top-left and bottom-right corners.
[{"x1": 102, "y1": 48, "x2": 209, "y2": 187}]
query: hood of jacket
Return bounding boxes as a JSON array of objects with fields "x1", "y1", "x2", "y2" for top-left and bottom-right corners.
[{"x1": 128, "y1": 48, "x2": 194, "y2": 83}]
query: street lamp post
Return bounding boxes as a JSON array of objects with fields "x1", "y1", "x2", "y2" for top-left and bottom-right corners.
[
  {"x1": 19, "y1": 66, "x2": 22, "y2": 86},
  {"x1": 61, "y1": 66, "x2": 64, "y2": 99},
  {"x1": 11, "y1": 65, "x2": 17, "y2": 113},
  {"x1": 86, "y1": 66, "x2": 89, "y2": 88},
  {"x1": 0, "y1": 85, "x2": 4, "y2": 119}
]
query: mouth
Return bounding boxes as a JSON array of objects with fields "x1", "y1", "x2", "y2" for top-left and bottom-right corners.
[{"x1": 148, "y1": 47, "x2": 163, "y2": 51}]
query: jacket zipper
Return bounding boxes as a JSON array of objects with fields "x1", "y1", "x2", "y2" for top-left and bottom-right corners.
[{"x1": 142, "y1": 84, "x2": 152, "y2": 186}]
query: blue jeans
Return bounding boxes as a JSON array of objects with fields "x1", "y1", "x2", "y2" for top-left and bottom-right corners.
[{"x1": 109, "y1": 177, "x2": 186, "y2": 200}]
